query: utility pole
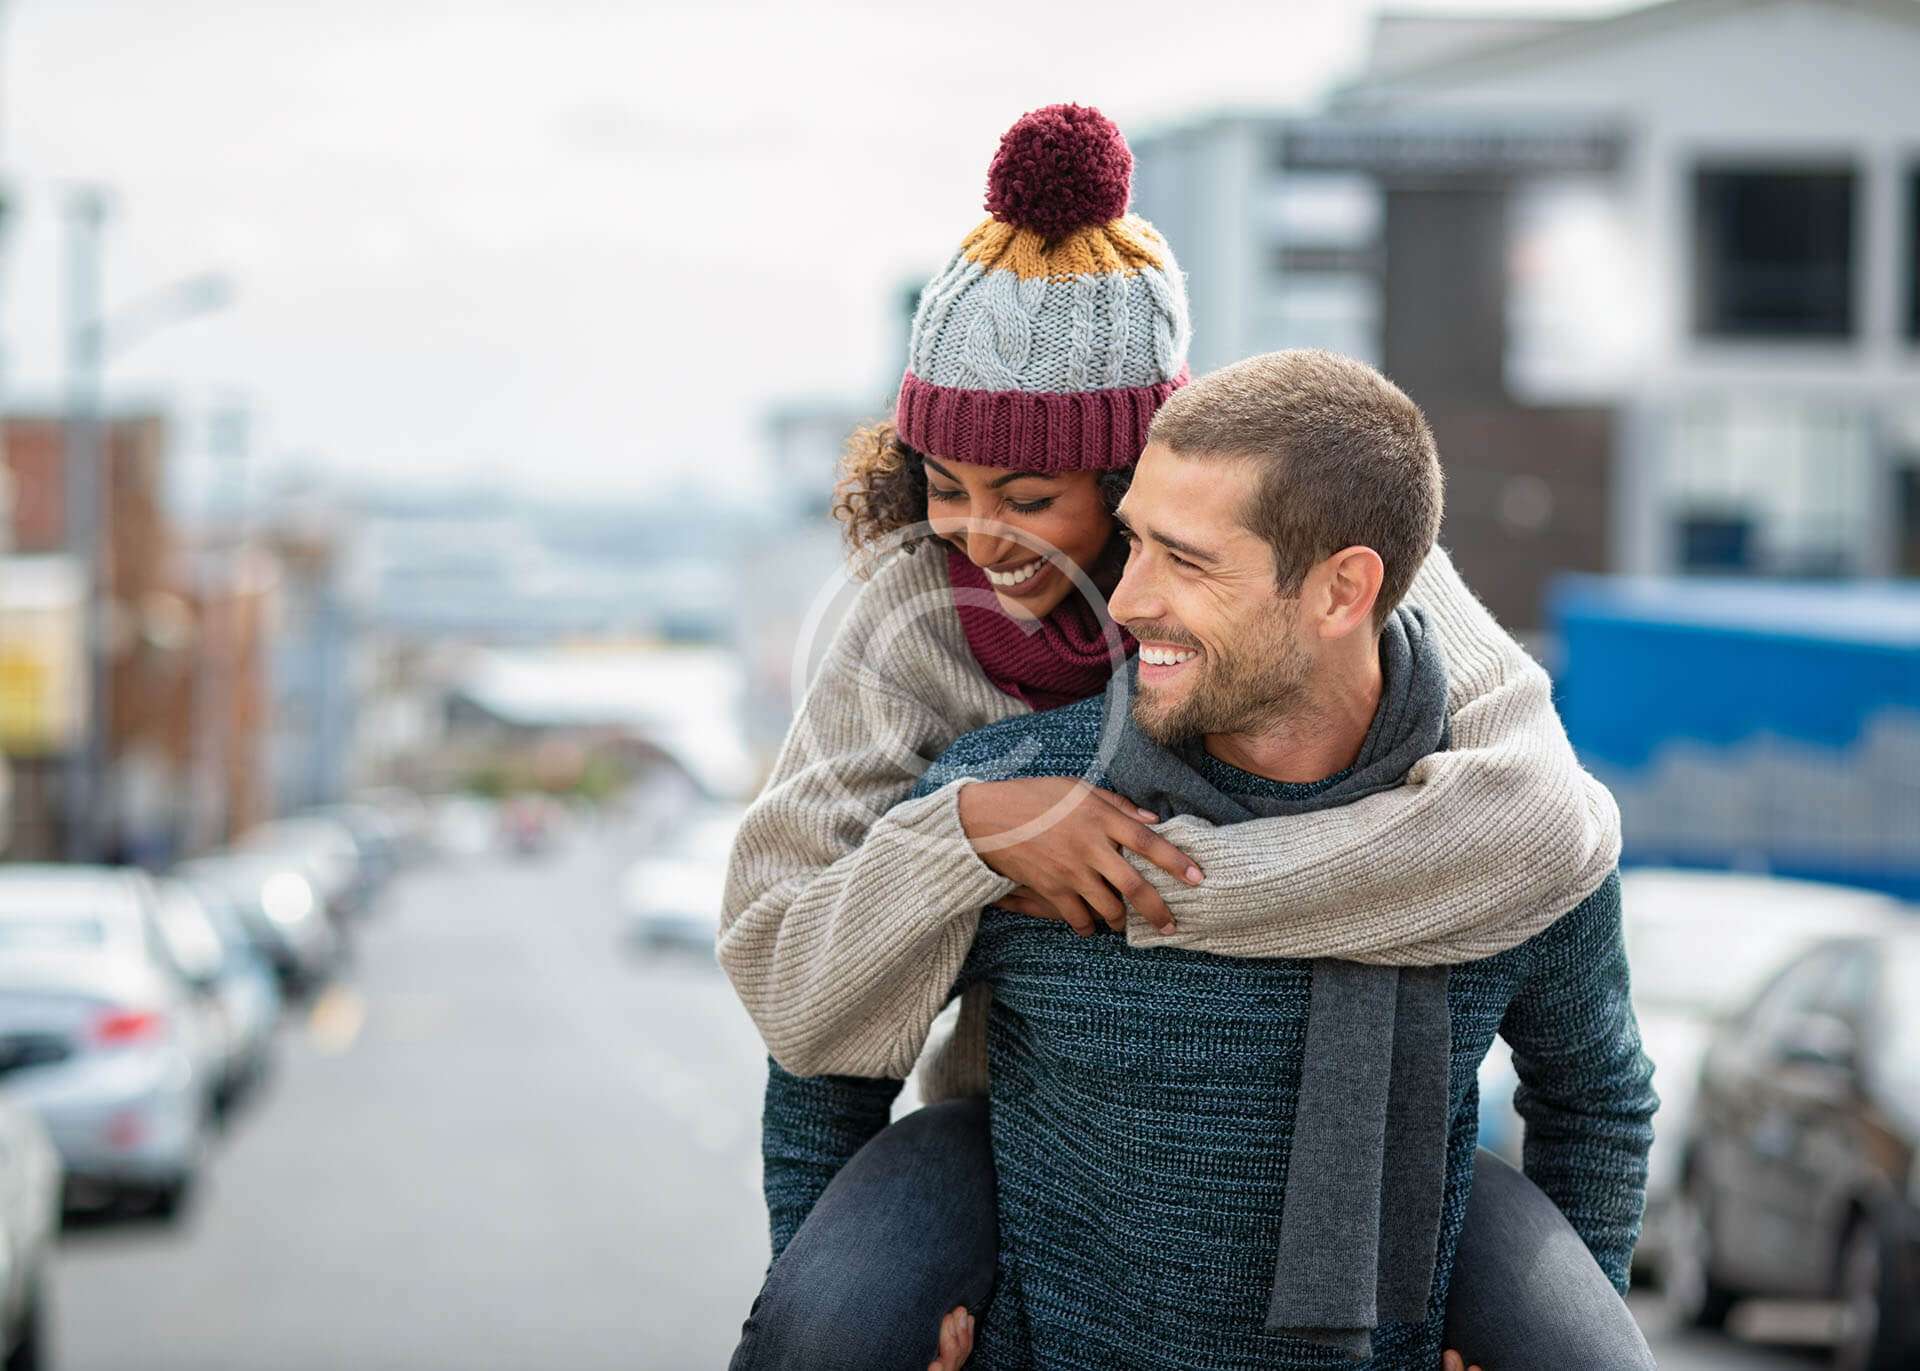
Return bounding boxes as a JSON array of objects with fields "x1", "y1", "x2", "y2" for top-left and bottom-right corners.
[
  {"x1": 0, "y1": 0, "x2": 16, "y2": 556},
  {"x1": 62, "y1": 189, "x2": 109, "y2": 862}
]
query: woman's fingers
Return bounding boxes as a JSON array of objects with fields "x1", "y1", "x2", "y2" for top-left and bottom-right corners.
[
  {"x1": 1074, "y1": 874, "x2": 1128, "y2": 932},
  {"x1": 999, "y1": 887, "x2": 1062, "y2": 921},
  {"x1": 1092, "y1": 848, "x2": 1176, "y2": 934},
  {"x1": 955, "y1": 1307, "x2": 975, "y2": 1365},
  {"x1": 1085, "y1": 786, "x2": 1161, "y2": 824},
  {"x1": 1108, "y1": 813, "x2": 1204, "y2": 888},
  {"x1": 1050, "y1": 891, "x2": 1099, "y2": 937}
]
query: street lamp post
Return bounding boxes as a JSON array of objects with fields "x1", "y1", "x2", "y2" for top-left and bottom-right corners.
[
  {"x1": 59, "y1": 188, "x2": 234, "y2": 863},
  {"x1": 61, "y1": 189, "x2": 109, "y2": 863}
]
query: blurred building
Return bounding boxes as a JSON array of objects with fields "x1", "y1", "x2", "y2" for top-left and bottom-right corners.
[
  {"x1": 739, "y1": 283, "x2": 923, "y2": 762},
  {"x1": 1133, "y1": 0, "x2": 1920, "y2": 629},
  {"x1": 1554, "y1": 573, "x2": 1920, "y2": 896},
  {"x1": 441, "y1": 642, "x2": 755, "y2": 801},
  {"x1": 253, "y1": 498, "x2": 361, "y2": 820},
  {"x1": 739, "y1": 400, "x2": 868, "y2": 759},
  {"x1": 0, "y1": 413, "x2": 276, "y2": 862}
]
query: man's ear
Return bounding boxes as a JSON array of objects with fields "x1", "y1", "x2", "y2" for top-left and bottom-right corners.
[{"x1": 1313, "y1": 546, "x2": 1384, "y2": 640}]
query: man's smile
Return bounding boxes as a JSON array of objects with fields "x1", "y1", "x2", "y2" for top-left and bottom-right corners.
[{"x1": 1137, "y1": 640, "x2": 1201, "y2": 684}]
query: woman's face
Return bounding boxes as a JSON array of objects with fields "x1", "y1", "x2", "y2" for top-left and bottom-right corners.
[{"x1": 924, "y1": 453, "x2": 1115, "y2": 620}]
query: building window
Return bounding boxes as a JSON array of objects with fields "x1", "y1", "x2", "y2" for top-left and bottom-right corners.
[
  {"x1": 1909, "y1": 167, "x2": 1920, "y2": 342},
  {"x1": 1693, "y1": 167, "x2": 1855, "y2": 339}
]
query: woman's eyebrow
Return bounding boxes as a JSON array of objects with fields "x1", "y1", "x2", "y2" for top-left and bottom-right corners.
[{"x1": 923, "y1": 455, "x2": 1052, "y2": 489}]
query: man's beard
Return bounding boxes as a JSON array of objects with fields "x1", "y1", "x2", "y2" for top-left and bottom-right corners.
[{"x1": 1129, "y1": 602, "x2": 1314, "y2": 746}]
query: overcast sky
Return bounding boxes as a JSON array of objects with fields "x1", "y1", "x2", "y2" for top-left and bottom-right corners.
[{"x1": 1, "y1": 0, "x2": 1610, "y2": 504}]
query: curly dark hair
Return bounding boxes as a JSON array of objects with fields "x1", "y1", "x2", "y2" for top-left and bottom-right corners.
[{"x1": 830, "y1": 418, "x2": 1133, "y2": 576}]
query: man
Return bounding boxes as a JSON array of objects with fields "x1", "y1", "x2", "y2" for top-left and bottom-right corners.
[{"x1": 755, "y1": 351, "x2": 1657, "y2": 1370}]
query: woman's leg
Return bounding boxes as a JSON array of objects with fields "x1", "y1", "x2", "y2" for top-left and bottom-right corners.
[
  {"x1": 730, "y1": 1097, "x2": 998, "y2": 1371},
  {"x1": 1444, "y1": 1147, "x2": 1656, "y2": 1370}
]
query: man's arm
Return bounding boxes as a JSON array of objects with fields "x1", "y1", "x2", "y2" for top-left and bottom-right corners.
[
  {"x1": 1497, "y1": 872, "x2": 1659, "y2": 1292},
  {"x1": 1126, "y1": 544, "x2": 1621, "y2": 965},
  {"x1": 761, "y1": 1056, "x2": 906, "y2": 1261}
]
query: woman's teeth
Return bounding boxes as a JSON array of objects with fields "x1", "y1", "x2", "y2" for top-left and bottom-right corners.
[
  {"x1": 1140, "y1": 645, "x2": 1199, "y2": 666},
  {"x1": 987, "y1": 560, "x2": 1045, "y2": 587}
]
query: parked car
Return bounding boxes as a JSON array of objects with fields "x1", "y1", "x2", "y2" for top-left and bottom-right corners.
[
  {"x1": 1668, "y1": 923, "x2": 1920, "y2": 1371},
  {"x1": 0, "y1": 865, "x2": 220, "y2": 1219},
  {"x1": 308, "y1": 802, "x2": 405, "y2": 895},
  {"x1": 170, "y1": 853, "x2": 340, "y2": 999},
  {"x1": 1473, "y1": 868, "x2": 1906, "y2": 1262},
  {"x1": 237, "y1": 815, "x2": 373, "y2": 919},
  {"x1": 156, "y1": 878, "x2": 281, "y2": 1114},
  {"x1": 620, "y1": 804, "x2": 744, "y2": 950},
  {"x1": 0, "y1": 1095, "x2": 60, "y2": 1369}
]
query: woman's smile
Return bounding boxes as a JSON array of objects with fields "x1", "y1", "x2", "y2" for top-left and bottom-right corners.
[{"x1": 983, "y1": 556, "x2": 1058, "y2": 601}]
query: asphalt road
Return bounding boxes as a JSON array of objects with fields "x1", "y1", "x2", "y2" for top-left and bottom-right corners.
[{"x1": 48, "y1": 831, "x2": 1828, "y2": 1370}]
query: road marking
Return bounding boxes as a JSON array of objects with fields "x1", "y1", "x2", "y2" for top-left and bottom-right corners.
[{"x1": 308, "y1": 986, "x2": 366, "y2": 1054}]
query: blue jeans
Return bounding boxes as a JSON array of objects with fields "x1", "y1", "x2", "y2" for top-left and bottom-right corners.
[{"x1": 730, "y1": 1100, "x2": 1655, "y2": 1370}]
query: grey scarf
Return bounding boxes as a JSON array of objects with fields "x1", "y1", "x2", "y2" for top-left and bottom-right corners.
[{"x1": 1100, "y1": 606, "x2": 1453, "y2": 1359}]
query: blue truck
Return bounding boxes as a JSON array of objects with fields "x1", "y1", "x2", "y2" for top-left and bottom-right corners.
[{"x1": 1550, "y1": 575, "x2": 1920, "y2": 899}]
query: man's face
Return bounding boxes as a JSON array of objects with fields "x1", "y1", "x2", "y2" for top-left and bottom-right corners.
[{"x1": 1109, "y1": 443, "x2": 1313, "y2": 745}]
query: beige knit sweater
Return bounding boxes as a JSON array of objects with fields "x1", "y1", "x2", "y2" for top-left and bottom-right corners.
[{"x1": 718, "y1": 542, "x2": 1621, "y2": 1098}]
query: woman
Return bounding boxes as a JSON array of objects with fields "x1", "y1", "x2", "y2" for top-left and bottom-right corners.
[{"x1": 722, "y1": 104, "x2": 1650, "y2": 1371}]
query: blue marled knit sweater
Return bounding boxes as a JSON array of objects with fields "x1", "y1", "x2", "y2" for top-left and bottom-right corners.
[{"x1": 761, "y1": 693, "x2": 1657, "y2": 1371}]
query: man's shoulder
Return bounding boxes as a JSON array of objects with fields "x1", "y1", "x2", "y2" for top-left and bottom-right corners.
[
  {"x1": 1517, "y1": 868, "x2": 1626, "y2": 968},
  {"x1": 914, "y1": 692, "x2": 1112, "y2": 796}
]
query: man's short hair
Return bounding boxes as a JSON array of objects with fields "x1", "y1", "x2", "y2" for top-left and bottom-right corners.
[{"x1": 1146, "y1": 349, "x2": 1444, "y2": 621}]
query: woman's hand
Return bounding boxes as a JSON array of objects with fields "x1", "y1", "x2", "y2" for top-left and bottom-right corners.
[
  {"x1": 1441, "y1": 1349, "x2": 1483, "y2": 1371},
  {"x1": 957, "y1": 777, "x2": 1202, "y2": 935},
  {"x1": 928, "y1": 1305, "x2": 974, "y2": 1371}
]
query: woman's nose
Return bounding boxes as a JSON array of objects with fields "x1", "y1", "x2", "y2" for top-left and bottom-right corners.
[{"x1": 964, "y1": 521, "x2": 1020, "y2": 568}]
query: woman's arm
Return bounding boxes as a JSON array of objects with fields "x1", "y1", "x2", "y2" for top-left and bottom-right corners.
[
  {"x1": 718, "y1": 549, "x2": 1018, "y2": 1079},
  {"x1": 1131, "y1": 544, "x2": 1621, "y2": 963}
]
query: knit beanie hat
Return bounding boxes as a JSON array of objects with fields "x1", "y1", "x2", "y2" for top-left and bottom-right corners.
[{"x1": 896, "y1": 103, "x2": 1192, "y2": 473}]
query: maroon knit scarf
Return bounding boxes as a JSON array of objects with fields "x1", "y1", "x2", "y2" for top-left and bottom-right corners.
[{"x1": 945, "y1": 547, "x2": 1137, "y2": 712}]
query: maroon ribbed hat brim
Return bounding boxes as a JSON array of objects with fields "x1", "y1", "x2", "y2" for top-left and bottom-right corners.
[{"x1": 895, "y1": 367, "x2": 1191, "y2": 473}]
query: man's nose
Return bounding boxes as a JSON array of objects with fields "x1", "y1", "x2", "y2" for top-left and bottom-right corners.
[{"x1": 1109, "y1": 553, "x2": 1155, "y2": 625}]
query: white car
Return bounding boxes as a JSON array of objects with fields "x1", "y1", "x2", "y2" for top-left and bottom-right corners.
[
  {"x1": 0, "y1": 1094, "x2": 60, "y2": 1368},
  {"x1": 172, "y1": 853, "x2": 340, "y2": 999},
  {"x1": 621, "y1": 804, "x2": 746, "y2": 951},
  {"x1": 0, "y1": 866, "x2": 222, "y2": 1219},
  {"x1": 1474, "y1": 867, "x2": 1908, "y2": 1265},
  {"x1": 156, "y1": 878, "x2": 281, "y2": 1113}
]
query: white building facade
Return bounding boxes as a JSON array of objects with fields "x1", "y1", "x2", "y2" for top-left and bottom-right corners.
[{"x1": 1133, "y1": 0, "x2": 1920, "y2": 617}]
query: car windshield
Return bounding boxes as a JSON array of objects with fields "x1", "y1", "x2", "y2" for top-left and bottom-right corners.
[
  {"x1": 1876, "y1": 939, "x2": 1920, "y2": 1126},
  {"x1": 1625, "y1": 913, "x2": 1834, "y2": 1016},
  {"x1": 0, "y1": 915, "x2": 108, "y2": 950}
]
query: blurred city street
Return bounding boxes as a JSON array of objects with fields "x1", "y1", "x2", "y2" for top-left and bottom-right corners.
[
  {"x1": 50, "y1": 824, "x2": 771, "y2": 1371},
  {"x1": 41, "y1": 823, "x2": 1827, "y2": 1371}
]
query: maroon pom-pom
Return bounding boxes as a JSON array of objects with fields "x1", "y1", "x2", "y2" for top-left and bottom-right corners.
[{"x1": 984, "y1": 103, "x2": 1132, "y2": 238}]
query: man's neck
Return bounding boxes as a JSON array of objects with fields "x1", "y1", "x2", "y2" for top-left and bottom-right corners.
[{"x1": 1203, "y1": 642, "x2": 1383, "y2": 785}]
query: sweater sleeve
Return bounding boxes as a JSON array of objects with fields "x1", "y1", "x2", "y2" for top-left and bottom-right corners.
[
  {"x1": 1499, "y1": 872, "x2": 1659, "y2": 1293},
  {"x1": 1123, "y1": 544, "x2": 1622, "y2": 964},
  {"x1": 760, "y1": 1056, "x2": 906, "y2": 1261},
  {"x1": 718, "y1": 550, "x2": 1017, "y2": 1079}
]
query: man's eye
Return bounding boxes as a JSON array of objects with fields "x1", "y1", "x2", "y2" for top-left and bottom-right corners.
[{"x1": 1169, "y1": 553, "x2": 1197, "y2": 571}]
